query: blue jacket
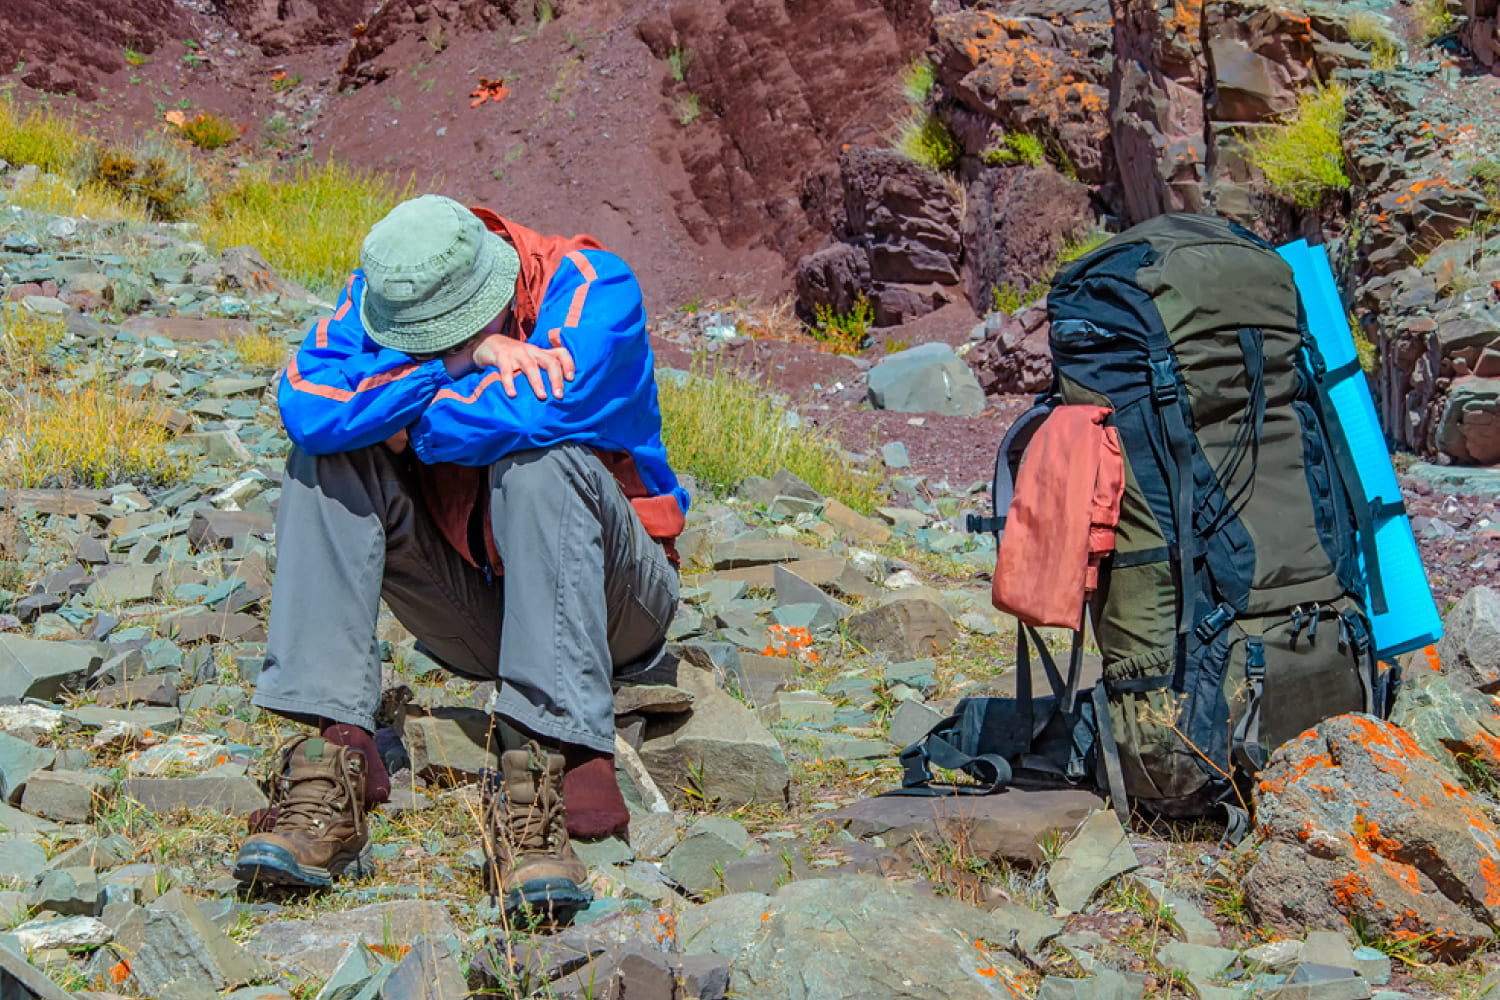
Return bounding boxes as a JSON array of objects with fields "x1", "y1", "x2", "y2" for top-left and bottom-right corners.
[{"x1": 277, "y1": 249, "x2": 688, "y2": 515}]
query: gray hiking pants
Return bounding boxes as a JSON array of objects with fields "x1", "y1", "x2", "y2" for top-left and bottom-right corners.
[{"x1": 252, "y1": 442, "x2": 679, "y2": 754}]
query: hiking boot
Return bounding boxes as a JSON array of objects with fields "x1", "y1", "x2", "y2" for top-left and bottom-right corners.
[
  {"x1": 233, "y1": 735, "x2": 373, "y2": 890},
  {"x1": 483, "y1": 741, "x2": 591, "y2": 925}
]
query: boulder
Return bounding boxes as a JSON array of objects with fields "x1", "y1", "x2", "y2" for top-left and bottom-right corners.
[
  {"x1": 664, "y1": 816, "x2": 758, "y2": 894},
  {"x1": 1436, "y1": 587, "x2": 1500, "y2": 691},
  {"x1": 1390, "y1": 671, "x2": 1500, "y2": 787},
  {"x1": 967, "y1": 301, "x2": 1053, "y2": 396},
  {"x1": 866, "y1": 343, "x2": 986, "y2": 417},
  {"x1": 839, "y1": 147, "x2": 963, "y2": 287},
  {"x1": 1463, "y1": 0, "x2": 1500, "y2": 70},
  {"x1": 20, "y1": 769, "x2": 113, "y2": 824},
  {"x1": 106, "y1": 895, "x2": 273, "y2": 996},
  {"x1": 847, "y1": 597, "x2": 957, "y2": 659},
  {"x1": 964, "y1": 168, "x2": 1092, "y2": 314},
  {"x1": 637, "y1": 666, "x2": 791, "y2": 809},
  {"x1": 794, "y1": 242, "x2": 871, "y2": 318},
  {"x1": 120, "y1": 775, "x2": 268, "y2": 817},
  {"x1": 402, "y1": 708, "x2": 498, "y2": 786},
  {"x1": 1245, "y1": 714, "x2": 1500, "y2": 959},
  {"x1": 1438, "y1": 378, "x2": 1500, "y2": 465}
]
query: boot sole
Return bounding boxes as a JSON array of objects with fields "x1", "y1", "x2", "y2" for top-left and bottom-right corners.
[
  {"x1": 233, "y1": 842, "x2": 374, "y2": 890},
  {"x1": 502, "y1": 878, "x2": 593, "y2": 926}
]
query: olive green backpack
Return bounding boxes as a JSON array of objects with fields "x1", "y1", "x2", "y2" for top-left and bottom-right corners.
[{"x1": 1029, "y1": 214, "x2": 1395, "y2": 828}]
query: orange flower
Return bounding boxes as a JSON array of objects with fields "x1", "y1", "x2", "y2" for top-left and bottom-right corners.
[{"x1": 110, "y1": 961, "x2": 131, "y2": 984}]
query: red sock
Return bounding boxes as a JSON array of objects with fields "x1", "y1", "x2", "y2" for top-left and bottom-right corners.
[
  {"x1": 321, "y1": 722, "x2": 392, "y2": 805},
  {"x1": 561, "y1": 746, "x2": 629, "y2": 840}
]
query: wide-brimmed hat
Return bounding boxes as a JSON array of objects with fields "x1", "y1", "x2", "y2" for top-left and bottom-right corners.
[{"x1": 358, "y1": 194, "x2": 521, "y2": 355}]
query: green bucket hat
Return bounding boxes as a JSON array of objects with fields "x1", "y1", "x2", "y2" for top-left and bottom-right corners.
[{"x1": 358, "y1": 194, "x2": 521, "y2": 355}]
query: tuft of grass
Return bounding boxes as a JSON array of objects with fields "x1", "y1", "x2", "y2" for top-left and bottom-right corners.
[
  {"x1": 811, "y1": 293, "x2": 873, "y2": 356},
  {"x1": 675, "y1": 93, "x2": 701, "y2": 127},
  {"x1": 84, "y1": 145, "x2": 198, "y2": 221},
  {"x1": 7, "y1": 171, "x2": 151, "y2": 224},
  {"x1": 1246, "y1": 84, "x2": 1350, "y2": 210},
  {"x1": 124, "y1": 47, "x2": 150, "y2": 67},
  {"x1": 0, "y1": 97, "x2": 87, "y2": 175},
  {"x1": 893, "y1": 110, "x2": 959, "y2": 173},
  {"x1": 0, "y1": 385, "x2": 187, "y2": 489},
  {"x1": 658, "y1": 362, "x2": 884, "y2": 512},
  {"x1": 0, "y1": 303, "x2": 65, "y2": 378},
  {"x1": 232, "y1": 331, "x2": 291, "y2": 370},
  {"x1": 197, "y1": 160, "x2": 419, "y2": 295},
  {"x1": 179, "y1": 112, "x2": 239, "y2": 150},
  {"x1": 270, "y1": 70, "x2": 301, "y2": 93},
  {"x1": 1056, "y1": 229, "x2": 1109, "y2": 267},
  {"x1": 668, "y1": 47, "x2": 694, "y2": 83},
  {"x1": 1413, "y1": 0, "x2": 1456, "y2": 43},
  {"x1": 982, "y1": 131, "x2": 1047, "y2": 169},
  {"x1": 900, "y1": 59, "x2": 935, "y2": 104},
  {"x1": 1347, "y1": 12, "x2": 1401, "y2": 69}
]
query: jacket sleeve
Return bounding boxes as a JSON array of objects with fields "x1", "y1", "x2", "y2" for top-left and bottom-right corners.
[
  {"x1": 277, "y1": 273, "x2": 448, "y2": 455},
  {"x1": 408, "y1": 251, "x2": 661, "y2": 466}
]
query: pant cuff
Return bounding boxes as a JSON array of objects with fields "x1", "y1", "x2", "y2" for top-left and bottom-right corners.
[
  {"x1": 492, "y1": 687, "x2": 614, "y2": 755},
  {"x1": 251, "y1": 692, "x2": 379, "y2": 735}
]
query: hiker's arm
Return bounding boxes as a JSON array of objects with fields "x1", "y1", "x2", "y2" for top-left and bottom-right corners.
[
  {"x1": 277, "y1": 274, "x2": 447, "y2": 455},
  {"x1": 409, "y1": 252, "x2": 656, "y2": 465}
]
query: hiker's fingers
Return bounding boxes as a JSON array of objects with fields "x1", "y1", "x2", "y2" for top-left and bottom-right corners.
[
  {"x1": 535, "y1": 349, "x2": 569, "y2": 399},
  {"x1": 517, "y1": 349, "x2": 549, "y2": 401},
  {"x1": 498, "y1": 364, "x2": 518, "y2": 398},
  {"x1": 551, "y1": 346, "x2": 576, "y2": 384}
]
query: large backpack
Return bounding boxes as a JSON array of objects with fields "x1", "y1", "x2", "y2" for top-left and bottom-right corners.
[{"x1": 980, "y1": 214, "x2": 1392, "y2": 825}]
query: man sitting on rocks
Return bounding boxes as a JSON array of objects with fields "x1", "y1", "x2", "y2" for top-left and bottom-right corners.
[{"x1": 233, "y1": 194, "x2": 685, "y2": 922}]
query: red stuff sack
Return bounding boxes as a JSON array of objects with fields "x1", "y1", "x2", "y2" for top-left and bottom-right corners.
[{"x1": 990, "y1": 405, "x2": 1124, "y2": 629}]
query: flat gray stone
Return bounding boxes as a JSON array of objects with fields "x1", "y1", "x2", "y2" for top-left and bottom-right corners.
[
  {"x1": 773, "y1": 564, "x2": 851, "y2": 623},
  {"x1": 0, "y1": 730, "x2": 57, "y2": 804},
  {"x1": 20, "y1": 769, "x2": 113, "y2": 824},
  {"x1": 665, "y1": 816, "x2": 758, "y2": 894},
  {"x1": 381, "y1": 936, "x2": 464, "y2": 999},
  {"x1": 0, "y1": 838, "x2": 48, "y2": 886},
  {"x1": 1049, "y1": 810, "x2": 1139, "y2": 912},
  {"x1": 1156, "y1": 940, "x2": 1239, "y2": 982},
  {"x1": 120, "y1": 775, "x2": 268, "y2": 817},
  {"x1": 866, "y1": 342, "x2": 986, "y2": 416},
  {"x1": 0, "y1": 944, "x2": 71, "y2": 999},
  {"x1": 0, "y1": 635, "x2": 98, "y2": 701},
  {"x1": 403, "y1": 708, "x2": 497, "y2": 787},
  {"x1": 847, "y1": 597, "x2": 956, "y2": 659},
  {"x1": 1128, "y1": 876, "x2": 1221, "y2": 946},
  {"x1": 829, "y1": 788, "x2": 1100, "y2": 866},
  {"x1": 244, "y1": 901, "x2": 459, "y2": 980},
  {"x1": 613, "y1": 684, "x2": 694, "y2": 716},
  {"x1": 886, "y1": 698, "x2": 943, "y2": 747}
]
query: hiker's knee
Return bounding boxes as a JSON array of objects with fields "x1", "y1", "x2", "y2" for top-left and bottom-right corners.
[{"x1": 488, "y1": 445, "x2": 603, "y2": 510}]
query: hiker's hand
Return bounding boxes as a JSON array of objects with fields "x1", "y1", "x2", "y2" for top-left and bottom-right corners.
[
  {"x1": 471, "y1": 333, "x2": 575, "y2": 400},
  {"x1": 384, "y1": 428, "x2": 409, "y2": 454}
]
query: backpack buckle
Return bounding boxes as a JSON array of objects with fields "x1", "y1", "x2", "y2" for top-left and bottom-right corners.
[
  {"x1": 898, "y1": 744, "x2": 933, "y2": 787},
  {"x1": 1149, "y1": 359, "x2": 1178, "y2": 404},
  {"x1": 1194, "y1": 602, "x2": 1236, "y2": 643},
  {"x1": 1246, "y1": 638, "x2": 1266, "y2": 682},
  {"x1": 966, "y1": 514, "x2": 1005, "y2": 534}
]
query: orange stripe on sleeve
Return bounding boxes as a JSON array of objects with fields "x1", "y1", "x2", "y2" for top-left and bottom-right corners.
[
  {"x1": 285, "y1": 355, "x2": 424, "y2": 403},
  {"x1": 434, "y1": 370, "x2": 503, "y2": 405},
  {"x1": 564, "y1": 250, "x2": 597, "y2": 283},
  {"x1": 313, "y1": 316, "x2": 332, "y2": 350},
  {"x1": 565, "y1": 283, "x2": 590, "y2": 329}
]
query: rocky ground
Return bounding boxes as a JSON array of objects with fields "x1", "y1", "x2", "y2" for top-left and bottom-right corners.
[{"x1": 2, "y1": 181, "x2": 1500, "y2": 1000}]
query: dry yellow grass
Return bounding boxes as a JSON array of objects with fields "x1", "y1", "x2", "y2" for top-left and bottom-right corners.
[
  {"x1": 7, "y1": 172, "x2": 151, "y2": 224},
  {"x1": 0, "y1": 385, "x2": 187, "y2": 488},
  {"x1": 232, "y1": 330, "x2": 292, "y2": 370}
]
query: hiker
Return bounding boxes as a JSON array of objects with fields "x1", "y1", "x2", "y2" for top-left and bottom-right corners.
[{"x1": 233, "y1": 194, "x2": 686, "y2": 922}]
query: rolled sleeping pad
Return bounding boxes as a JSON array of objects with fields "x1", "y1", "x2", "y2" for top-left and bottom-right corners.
[{"x1": 1277, "y1": 239, "x2": 1442, "y2": 659}]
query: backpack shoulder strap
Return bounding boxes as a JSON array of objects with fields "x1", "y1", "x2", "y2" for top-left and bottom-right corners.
[{"x1": 968, "y1": 400, "x2": 1056, "y2": 536}]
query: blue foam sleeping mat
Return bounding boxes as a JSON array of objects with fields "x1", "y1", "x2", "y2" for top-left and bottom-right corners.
[{"x1": 1277, "y1": 238, "x2": 1442, "y2": 659}]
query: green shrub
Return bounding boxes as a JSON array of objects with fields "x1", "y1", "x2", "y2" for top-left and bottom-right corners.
[
  {"x1": 812, "y1": 293, "x2": 873, "y2": 356},
  {"x1": 668, "y1": 47, "x2": 694, "y2": 83},
  {"x1": 1246, "y1": 85, "x2": 1350, "y2": 210},
  {"x1": 657, "y1": 362, "x2": 883, "y2": 512},
  {"x1": 1056, "y1": 229, "x2": 1109, "y2": 267},
  {"x1": 982, "y1": 131, "x2": 1047, "y2": 169},
  {"x1": 675, "y1": 93, "x2": 700, "y2": 127},
  {"x1": 197, "y1": 160, "x2": 419, "y2": 294},
  {"x1": 180, "y1": 112, "x2": 239, "y2": 150},
  {"x1": 894, "y1": 111, "x2": 959, "y2": 173},
  {"x1": 900, "y1": 59, "x2": 935, "y2": 104},
  {"x1": 85, "y1": 146, "x2": 199, "y2": 221},
  {"x1": 992, "y1": 282, "x2": 1046, "y2": 314}
]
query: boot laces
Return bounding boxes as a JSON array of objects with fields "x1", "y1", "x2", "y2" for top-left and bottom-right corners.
[
  {"x1": 499, "y1": 744, "x2": 564, "y2": 855},
  {"x1": 271, "y1": 740, "x2": 365, "y2": 835}
]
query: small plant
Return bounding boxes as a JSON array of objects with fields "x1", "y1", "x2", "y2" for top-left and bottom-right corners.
[
  {"x1": 884, "y1": 337, "x2": 911, "y2": 354},
  {"x1": 182, "y1": 40, "x2": 205, "y2": 68},
  {"x1": 1469, "y1": 160, "x2": 1500, "y2": 204},
  {"x1": 270, "y1": 70, "x2": 301, "y2": 93},
  {"x1": 668, "y1": 46, "x2": 694, "y2": 83},
  {"x1": 1413, "y1": 0, "x2": 1456, "y2": 43},
  {"x1": 0, "y1": 97, "x2": 87, "y2": 174},
  {"x1": 992, "y1": 282, "x2": 1046, "y2": 314},
  {"x1": 983, "y1": 131, "x2": 1047, "y2": 169},
  {"x1": 232, "y1": 331, "x2": 291, "y2": 370},
  {"x1": 536, "y1": 1, "x2": 554, "y2": 29},
  {"x1": 179, "y1": 112, "x2": 240, "y2": 150},
  {"x1": 422, "y1": 22, "x2": 448, "y2": 52},
  {"x1": 87, "y1": 146, "x2": 195, "y2": 221},
  {"x1": 893, "y1": 110, "x2": 959, "y2": 173},
  {"x1": 1246, "y1": 84, "x2": 1350, "y2": 210},
  {"x1": 675, "y1": 93, "x2": 700, "y2": 127},
  {"x1": 900, "y1": 59, "x2": 935, "y2": 104},
  {"x1": 1056, "y1": 229, "x2": 1109, "y2": 267},
  {"x1": 812, "y1": 292, "x2": 873, "y2": 356},
  {"x1": 124, "y1": 47, "x2": 150, "y2": 67},
  {"x1": 1346, "y1": 12, "x2": 1401, "y2": 69}
]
